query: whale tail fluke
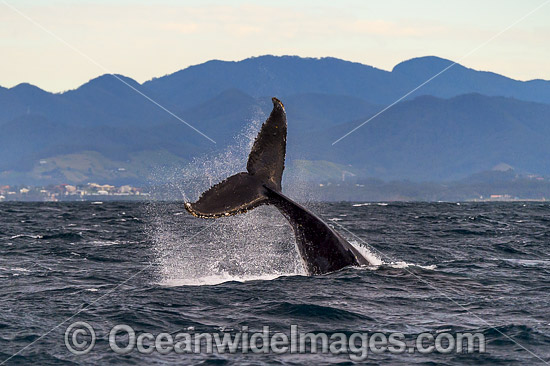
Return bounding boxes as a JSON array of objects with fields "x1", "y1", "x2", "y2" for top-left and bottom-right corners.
[
  {"x1": 184, "y1": 98, "x2": 287, "y2": 218},
  {"x1": 184, "y1": 172, "x2": 269, "y2": 218}
]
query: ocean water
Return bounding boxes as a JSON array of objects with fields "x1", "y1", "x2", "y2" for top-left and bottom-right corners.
[{"x1": 0, "y1": 201, "x2": 549, "y2": 365}]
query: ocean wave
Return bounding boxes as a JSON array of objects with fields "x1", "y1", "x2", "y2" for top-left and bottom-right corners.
[
  {"x1": 257, "y1": 301, "x2": 374, "y2": 321},
  {"x1": 41, "y1": 232, "x2": 84, "y2": 240}
]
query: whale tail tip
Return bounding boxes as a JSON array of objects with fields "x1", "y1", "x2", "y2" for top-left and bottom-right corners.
[{"x1": 184, "y1": 97, "x2": 287, "y2": 218}]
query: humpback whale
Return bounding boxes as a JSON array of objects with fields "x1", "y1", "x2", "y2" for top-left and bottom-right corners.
[{"x1": 185, "y1": 98, "x2": 372, "y2": 275}]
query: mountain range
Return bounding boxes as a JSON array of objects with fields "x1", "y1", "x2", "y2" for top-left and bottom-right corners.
[{"x1": 1, "y1": 55, "x2": 549, "y2": 186}]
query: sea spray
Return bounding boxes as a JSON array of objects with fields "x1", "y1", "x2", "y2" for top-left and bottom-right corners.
[{"x1": 146, "y1": 111, "x2": 306, "y2": 285}]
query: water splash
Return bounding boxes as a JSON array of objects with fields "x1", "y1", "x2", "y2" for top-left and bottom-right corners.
[
  {"x1": 349, "y1": 240, "x2": 436, "y2": 270},
  {"x1": 349, "y1": 240, "x2": 383, "y2": 266},
  {"x1": 147, "y1": 112, "x2": 306, "y2": 285}
]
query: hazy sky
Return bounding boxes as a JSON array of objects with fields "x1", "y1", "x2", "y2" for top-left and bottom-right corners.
[{"x1": 1, "y1": 0, "x2": 549, "y2": 92}]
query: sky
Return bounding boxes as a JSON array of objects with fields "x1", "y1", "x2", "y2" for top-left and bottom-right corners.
[{"x1": 1, "y1": 0, "x2": 549, "y2": 92}]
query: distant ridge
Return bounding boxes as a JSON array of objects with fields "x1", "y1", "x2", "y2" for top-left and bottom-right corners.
[
  {"x1": 1, "y1": 55, "x2": 550, "y2": 185},
  {"x1": 140, "y1": 55, "x2": 550, "y2": 108},
  {"x1": 3, "y1": 55, "x2": 550, "y2": 106}
]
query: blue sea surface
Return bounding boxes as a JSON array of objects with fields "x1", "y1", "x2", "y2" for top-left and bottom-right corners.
[{"x1": 0, "y1": 201, "x2": 549, "y2": 365}]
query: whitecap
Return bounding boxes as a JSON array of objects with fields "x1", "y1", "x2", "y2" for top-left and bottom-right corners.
[
  {"x1": 159, "y1": 272, "x2": 294, "y2": 287},
  {"x1": 353, "y1": 202, "x2": 388, "y2": 207},
  {"x1": 386, "y1": 261, "x2": 437, "y2": 270},
  {"x1": 90, "y1": 240, "x2": 121, "y2": 246},
  {"x1": 9, "y1": 234, "x2": 43, "y2": 239},
  {"x1": 11, "y1": 267, "x2": 30, "y2": 273}
]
